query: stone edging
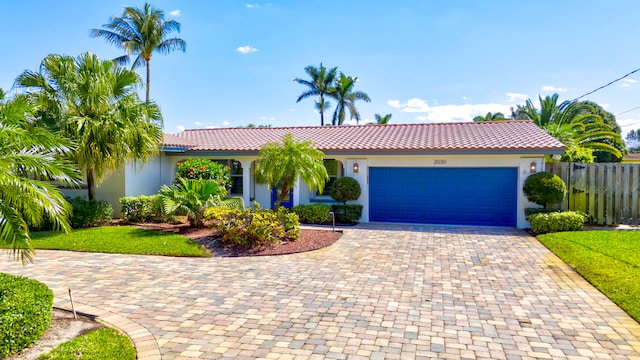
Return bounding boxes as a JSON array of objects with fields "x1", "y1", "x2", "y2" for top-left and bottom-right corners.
[{"x1": 54, "y1": 300, "x2": 161, "y2": 359}]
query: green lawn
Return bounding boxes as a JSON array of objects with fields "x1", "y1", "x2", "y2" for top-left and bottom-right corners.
[
  {"x1": 39, "y1": 328, "x2": 135, "y2": 360},
  {"x1": 537, "y1": 230, "x2": 640, "y2": 322},
  {"x1": 23, "y1": 226, "x2": 210, "y2": 257}
]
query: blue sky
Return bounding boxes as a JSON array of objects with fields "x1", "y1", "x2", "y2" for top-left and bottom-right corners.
[{"x1": 2, "y1": 1, "x2": 640, "y2": 137}]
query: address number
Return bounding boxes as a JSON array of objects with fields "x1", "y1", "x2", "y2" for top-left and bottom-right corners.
[{"x1": 433, "y1": 159, "x2": 447, "y2": 165}]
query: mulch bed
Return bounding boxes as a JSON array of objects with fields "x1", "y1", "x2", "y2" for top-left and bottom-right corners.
[{"x1": 126, "y1": 221, "x2": 343, "y2": 257}]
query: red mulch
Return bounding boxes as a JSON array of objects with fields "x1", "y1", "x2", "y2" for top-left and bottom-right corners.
[{"x1": 125, "y1": 221, "x2": 343, "y2": 257}]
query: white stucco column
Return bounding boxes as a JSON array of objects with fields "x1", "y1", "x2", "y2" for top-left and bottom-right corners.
[
  {"x1": 345, "y1": 159, "x2": 368, "y2": 222},
  {"x1": 240, "y1": 160, "x2": 252, "y2": 209},
  {"x1": 518, "y1": 157, "x2": 545, "y2": 228}
]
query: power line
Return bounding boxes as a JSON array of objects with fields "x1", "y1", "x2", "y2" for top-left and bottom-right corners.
[
  {"x1": 572, "y1": 67, "x2": 640, "y2": 102},
  {"x1": 615, "y1": 106, "x2": 640, "y2": 116}
]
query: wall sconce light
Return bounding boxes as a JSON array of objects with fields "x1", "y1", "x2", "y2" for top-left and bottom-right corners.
[
  {"x1": 530, "y1": 161, "x2": 537, "y2": 174},
  {"x1": 353, "y1": 162, "x2": 359, "y2": 174}
]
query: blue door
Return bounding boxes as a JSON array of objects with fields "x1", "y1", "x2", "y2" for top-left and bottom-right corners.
[
  {"x1": 271, "y1": 187, "x2": 294, "y2": 209},
  {"x1": 369, "y1": 167, "x2": 517, "y2": 226}
]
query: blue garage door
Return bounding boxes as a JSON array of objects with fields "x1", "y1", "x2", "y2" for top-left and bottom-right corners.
[{"x1": 369, "y1": 167, "x2": 517, "y2": 227}]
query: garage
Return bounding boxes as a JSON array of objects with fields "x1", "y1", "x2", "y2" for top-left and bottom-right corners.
[{"x1": 369, "y1": 167, "x2": 518, "y2": 226}]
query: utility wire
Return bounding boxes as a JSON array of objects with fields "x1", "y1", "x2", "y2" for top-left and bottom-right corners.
[
  {"x1": 615, "y1": 105, "x2": 640, "y2": 116},
  {"x1": 572, "y1": 67, "x2": 640, "y2": 102}
]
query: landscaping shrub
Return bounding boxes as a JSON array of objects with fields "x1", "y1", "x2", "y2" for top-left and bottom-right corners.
[
  {"x1": 175, "y1": 158, "x2": 232, "y2": 189},
  {"x1": 120, "y1": 195, "x2": 163, "y2": 222},
  {"x1": 523, "y1": 172, "x2": 566, "y2": 209},
  {"x1": 0, "y1": 273, "x2": 53, "y2": 358},
  {"x1": 524, "y1": 207, "x2": 558, "y2": 217},
  {"x1": 528, "y1": 211, "x2": 587, "y2": 234},
  {"x1": 331, "y1": 204, "x2": 363, "y2": 223},
  {"x1": 159, "y1": 178, "x2": 229, "y2": 227},
  {"x1": 292, "y1": 204, "x2": 331, "y2": 224},
  {"x1": 205, "y1": 206, "x2": 300, "y2": 247},
  {"x1": 330, "y1": 176, "x2": 361, "y2": 204},
  {"x1": 68, "y1": 197, "x2": 113, "y2": 228}
]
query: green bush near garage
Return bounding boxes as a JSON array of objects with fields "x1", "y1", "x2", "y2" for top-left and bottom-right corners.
[
  {"x1": 292, "y1": 204, "x2": 331, "y2": 224},
  {"x1": 0, "y1": 273, "x2": 53, "y2": 358},
  {"x1": 120, "y1": 194, "x2": 164, "y2": 222},
  {"x1": 528, "y1": 211, "x2": 587, "y2": 234}
]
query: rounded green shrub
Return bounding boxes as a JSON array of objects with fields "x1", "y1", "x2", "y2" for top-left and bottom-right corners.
[
  {"x1": 0, "y1": 273, "x2": 53, "y2": 358},
  {"x1": 528, "y1": 211, "x2": 587, "y2": 234},
  {"x1": 523, "y1": 172, "x2": 566, "y2": 209},
  {"x1": 331, "y1": 204, "x2": 363, "y2": 223},
  {"x1": 330, "y1": 176, "x2": 361, "y2": 204},
  {"x1": 292, "y1": 204, "x2": 331, "y2": 224},
  {"x1": 175, "y1": 158, "x2": 232, "y2": 189},
  {"x1": 68, "y1": 198, "x2": 114, "y2": 228}
]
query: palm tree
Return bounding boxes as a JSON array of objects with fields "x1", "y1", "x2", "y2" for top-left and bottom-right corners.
[
  {"x1": 256, "y1": 134, "x2": 328, "y2": 207},
  {"x1": 374, "y1": 113, "x2": 392, "y2": 125},
  {"x1": 518, "y1": 94, "x2": 623, "y2": 161},
  {"x1": 0, "y1": 90, "x2": 79, "y2": 263},
  {"x1": 91, "y1": 3, "x2": 187, "y2": 102},
  {"x1": 294, "y1": 63, "x2": 338, "y2": 126},
  {"x1": 16, "y1": 52, "x2": 163, "y2": 200},
  {"x1": 472, "y1": 112, "x2": 506, "y2": 122},
  {"x1": 330, "y1": 73, "x2": 371, "y2": 125}
]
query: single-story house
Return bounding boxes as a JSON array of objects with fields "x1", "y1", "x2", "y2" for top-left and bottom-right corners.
[{"x1": 75, "y1": 121, "x2": 564, "y2": 229}]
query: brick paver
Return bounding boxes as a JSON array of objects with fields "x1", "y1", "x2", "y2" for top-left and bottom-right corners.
[{"x1": 2, "y1": 224, "x2": 639, "y2": 359}]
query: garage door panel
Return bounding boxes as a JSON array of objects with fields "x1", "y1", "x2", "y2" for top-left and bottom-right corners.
[{"x1": 369, "y1": 167, "x2": 517, "y2": 227}]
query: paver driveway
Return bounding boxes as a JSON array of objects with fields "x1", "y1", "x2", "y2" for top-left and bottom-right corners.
[{"x1": 2, "y1": 224, "x2": 640, "y2": 359}]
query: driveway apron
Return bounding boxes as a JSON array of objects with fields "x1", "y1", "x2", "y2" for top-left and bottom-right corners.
[{"x1": 1, "y1": 224, "x2": 639, "y2": 359}]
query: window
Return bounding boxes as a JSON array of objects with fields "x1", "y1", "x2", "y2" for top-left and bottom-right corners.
[
  {"x1": 319, "y1": 159, "x2": 342, "y2": 196},
  {"x1": 213, "y1": 159, "x2": 243, "y2": 195}
]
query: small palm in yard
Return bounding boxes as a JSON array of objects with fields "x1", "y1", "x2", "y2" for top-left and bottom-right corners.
[{"x1": 159, "y1": 177, "x2": 242, "y2": 227}]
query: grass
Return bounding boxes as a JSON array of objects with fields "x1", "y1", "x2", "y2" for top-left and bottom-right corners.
[
  {"x1": 537, "y1": 230, "x2": 640, "y2": 322},
  {"x1": 23, "y1": 226, "x2": 210, "y2": 257},
  {"x1": 39, "y1": 328, "x2": 136, "y2": 360}
]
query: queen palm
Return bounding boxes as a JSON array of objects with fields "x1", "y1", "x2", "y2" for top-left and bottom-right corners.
[
  {"x1": 294, "y1": 63, "x2": 337, "y2": 126},
  {"x1": 91, "y1": 3, "x2": 186, "y2": 102},
  {"x1": 16, "y1": 52, "x2": 163, "y2": 200},
  {"x1": 374, "y1": 113, "x2": 392, "y2": 125},
  {"x1": 0, "y1": 90, "x2": 79, "y2": 263},
  {"x1": 472, "y1": 112, "x2": 506, "y2": 122},
  {"x1": 330, "y1": 73, "x2": 371, "y2": 125}
]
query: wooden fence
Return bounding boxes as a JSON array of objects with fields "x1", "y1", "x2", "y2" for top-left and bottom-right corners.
[{"x1": 545, "y1": 162, "x2": 640, "y2": 225}]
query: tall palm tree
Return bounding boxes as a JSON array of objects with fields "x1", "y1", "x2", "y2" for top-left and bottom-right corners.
[
  {"x1": 91, "y1": 3, "x2": 187, "y2": 102},
  {"x1": 256, "y1": 134, "x2": 328, "y2": 207},
  {"x1": 0, "y1": 90, "x2": 79, "y2": 263},
  {"x1": 472, "y1": 112, "x2": 506, "y2": 122},
  {"x1": 294, "y1": 63, "x2": 337, "y2": 126},
  {"x1": 330, "y1": 73, "x2": 371, "y2": 125},
  {"x1": 374, "y1": 113, "x2": 392, "y2": 124},
  {"x1": 16, "y1": 52, "x2": 163, "y2": 200}
]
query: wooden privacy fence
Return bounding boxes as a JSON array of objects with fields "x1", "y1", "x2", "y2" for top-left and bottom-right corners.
[{"x1": 545, "y1": 162, "x2": 640, "y2": 225}]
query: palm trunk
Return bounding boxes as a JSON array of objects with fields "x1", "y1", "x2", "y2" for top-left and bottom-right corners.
[
  {"x1": 320, "y1": 95, "x2": 325, "y2": 126},
  {"x1": 86, "y1": 165, "x2": 96, "y2": 201},
  {"x1": 145, "y1": 61, "x2": 150, "y2": 103},
  {"x1": 276, "y1": 182, "x2": 290, "y2": 208}
]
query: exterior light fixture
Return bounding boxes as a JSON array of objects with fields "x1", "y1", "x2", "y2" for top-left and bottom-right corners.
[
  {"x1": 530, "y1": 161, "x2": 537, "y2": 174},
  {"x1": 353, "y1": 162, "x2": 359, "y2": 174}
]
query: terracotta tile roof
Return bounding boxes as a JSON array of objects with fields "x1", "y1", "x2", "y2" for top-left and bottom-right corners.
[
  {"x1": 162, "y1": 133, "x2": 196, "y2": 148},
  {"x1": 168, "y1": 121, "x2": 565, "y2": 153},
  {"x1": 624, "y1": 152, "x2": 640, "y2": 160}
]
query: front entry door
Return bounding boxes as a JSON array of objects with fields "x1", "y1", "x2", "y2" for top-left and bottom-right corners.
[{"x1": 271, "y1": 187, "x2": 294, "y2": 209}]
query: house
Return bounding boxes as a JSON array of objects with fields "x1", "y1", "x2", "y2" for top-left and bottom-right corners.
[{"x1": 86, "y1": 121, "x2": 565, "y2": 229}]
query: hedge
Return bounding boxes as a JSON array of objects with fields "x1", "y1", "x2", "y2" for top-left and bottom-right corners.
[
  {"x1": 528, "y1": 211, "x2": 588, "y2": 234},
  {"x1": 120, "y1": 195, "x2": 164, "y2": 222},
  {"x1": 292, "y1": 204, "x2": 331, "y2": 224},
  {"x1": 0, "y1": 273, "x2": 53, "y2": 358}
]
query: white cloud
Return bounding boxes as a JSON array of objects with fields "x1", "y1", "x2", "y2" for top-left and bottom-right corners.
[
  {"x1": 205, "y1": 125, "x2": 217, "y2": 129},
  {"x1": 270, "y1": 116, "x2": 276, "y2": 121},
  {"x1": 289, "y1": 108, "x2": 296, "y2": 112},
  {"x1": 169, "y1": 9, "x2": 180, "y2": 16},
  {"x1": 246, "y1": 3, "x2": 257, "y2": 8},
  {"x1": 506, "y1": 93, "x2": 528, "y2": 103},
  {"x1": 600, "y1": 103, "x2": 610, "y2": 108},
  {"x1": 541, "y1": 85, "x2": 567, "y2": 92},
  {"x1": 387, "y1": 100, "x2": 401, "y2": 108},
  {"x1": 624, "y1": 78, "x2": 637, "y2": 83},
  {"x1": 194, "y1": 121, "x2": 202, "y2": 125},
  {"x1": 260, "y1": 116, "x2": 268, "y2": 120},
  {"x1": 223, "y1": 121, "x2": 230, "y2": 126},
  {"x1": 391, "y1": 98, "x2": 512, "y2": 123},
  {"x1": 462, "y1": 96, "x2": 468, "y2": 101},
  {"x1": 176, "y1": 125, "x2": 185, "y2": 132},
  {"x1": 237, "y1": 45, "x2": 258, "y2": 54}
]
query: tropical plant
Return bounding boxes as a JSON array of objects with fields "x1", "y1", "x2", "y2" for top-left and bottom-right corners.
[
  {"x1": 0, "y1": 91, "x2": 79, "y2": 263},
  {"x1": 159, "y1": 177, "x2": 235, "y2": 227},
  {"x1": 517, "y1": 94, "x2": 623, "y2": 161},
  {"x1": 16, "y1": 52, "x2": 163, "y2": 200},
  {"x1": 627, "y1": 128, "x2": 640, "y2": 153},
  {"x1": 472, "y1": 112, "x2": 506, "y2": 122},
  {"x1": 374, "y1": 113, "x2": 392, "y2": 125},
  {"x1": 330, "y1": 73, "x2": 371, "y2": 125},
  {"x1": 91, "y1": 2, "x2": 187, "y2": 102},
  {"x1": 294, "y1": 63, "x2": 338, "y2": 126},
  {"x1": 256, "y1": 133, "x2": 328, "y2": 207}
]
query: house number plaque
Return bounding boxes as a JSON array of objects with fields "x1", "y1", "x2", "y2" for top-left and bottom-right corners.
[{"x1": 433, "y1": 159, "x2": 446, "y2": 165}]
